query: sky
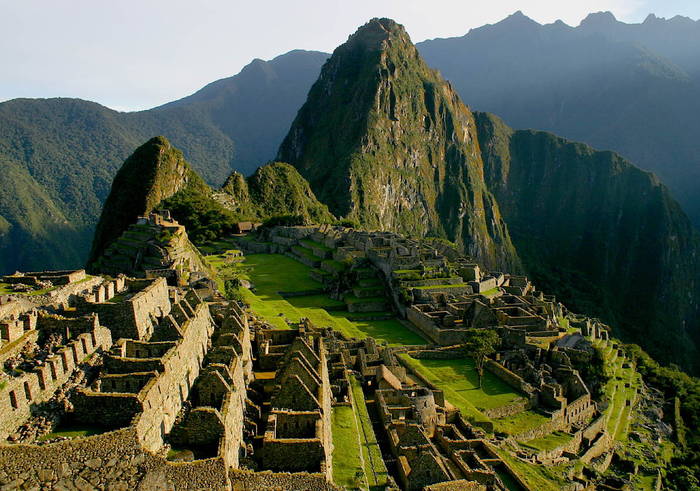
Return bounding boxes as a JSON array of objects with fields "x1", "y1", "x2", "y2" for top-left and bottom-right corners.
[{"x1": 1, "y1": 0, "x2": 698, "y2": 112}]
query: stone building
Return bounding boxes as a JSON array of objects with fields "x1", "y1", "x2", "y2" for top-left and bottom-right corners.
[{"x1": 257, "y1": 329, "x2": 334, "y2": 478}]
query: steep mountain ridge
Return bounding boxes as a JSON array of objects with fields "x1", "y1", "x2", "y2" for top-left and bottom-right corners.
[
  {"x1": 416, "y1": 11, "x2": 700, "y2": 226},
  {"x1": 0, "y1": 158, "x2": 85, "y2": 272},
  {"x1": 476, "y1": 112, "x2": 700, "y2": 370},
  {"x1": 278, "y1": 18, "x2": 520, "y2": 271}
]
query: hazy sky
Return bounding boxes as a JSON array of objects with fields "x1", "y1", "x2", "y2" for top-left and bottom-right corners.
[{"x1": 1, "y1": 0, "x2": 698, "y2": 111}]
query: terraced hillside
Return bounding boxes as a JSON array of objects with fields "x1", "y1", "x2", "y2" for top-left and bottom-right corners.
[{"x1": 196, "y1": 224, "x2": 677, "y2": 490}]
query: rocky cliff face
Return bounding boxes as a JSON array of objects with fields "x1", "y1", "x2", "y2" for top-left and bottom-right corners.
[
  {"x1": 277, "y1": 18, "x2": 519, "y2": 271},
  {"x1": 476, "y1": 111, "x2": 700, "y2": 370},
  {"x1": 88, "y1": 136, "x2": 209, "y2": 267}
]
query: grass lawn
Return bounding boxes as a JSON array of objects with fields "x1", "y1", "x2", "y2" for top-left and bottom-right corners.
[
  {"x1": 520, "y1": 431, "x2": 573, "y2": 452},
  {"x1": 211, "y1": 253, "x2": 426, "y2": 345},
  {"x1": 0, "y1": 281, "x2": 58, "y2": 296},
  {"x1": 242, "y1": 254, "x2": 321, "y2": 294},
  {"x1": 332, "y1": 406, "x2": 368, "y2": 489},
  {"x1": 38, "y1": 424, "x2": 104, "y2": 441},
  {"x1": 398, "y1": 355, "x2": 526, "y2": 428},
  {"x1": 301, "y1": 239, "x2": 331, "y2": 252},
  {"x1": 350, "y1": 377, "x2": 389, "y2": 489},
  {"x1": 198, "y1": 238, "x2": 241, "y2": 255},
  {"x1": 492, "y1": 446, "x2": 570, "y2": 491},
  {"x1": 492, "y1": 410, "x2": 551, "y2": 436}
]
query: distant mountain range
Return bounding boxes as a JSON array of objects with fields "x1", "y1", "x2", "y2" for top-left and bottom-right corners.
[{"x1": 418, "y1": 11, "x2": 700, "y2": 225}]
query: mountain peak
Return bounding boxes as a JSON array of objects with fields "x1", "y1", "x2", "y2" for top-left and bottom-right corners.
[
  {"x1": 500, "y1": 10, "x2": 539, "y2": 27},
  {"x1": 346, "y1": 17, "x2": 411, "y2": 50},
  {"x1": 277, "y1": 20, "x2": 521, "y2": 270},
  {"x1": 580, "y1": 11, "x2": 618, "y2": 28},
  {"x1": 87, "y1": 136, "x2": 208, "y2": 267}
]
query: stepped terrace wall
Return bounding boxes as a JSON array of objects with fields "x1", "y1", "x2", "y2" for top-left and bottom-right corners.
[
  {"x1": 169, "y1": 304, "x2": 250, "y2": 468},
  {"x1": 2, "y1": 269, "x2": 86, "y2": 286},
  {"x1": 0, "y1": 320, "x2": 112, "y2": 440},
  {"x1": 228, "y1": 469, "x2": 341, "y2": 490}
]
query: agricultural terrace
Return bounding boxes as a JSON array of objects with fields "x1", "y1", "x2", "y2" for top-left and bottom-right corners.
[{"x1": 205, "y1": 249, "x2": 426, "y2": 346}]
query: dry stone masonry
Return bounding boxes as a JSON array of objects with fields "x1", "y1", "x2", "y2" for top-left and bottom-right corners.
[{"x1": 0, "y1": 219, "x2": 667, "y2": 490}]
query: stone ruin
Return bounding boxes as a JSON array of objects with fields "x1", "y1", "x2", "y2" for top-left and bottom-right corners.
[{"x1": 91, "y1": 211, "x2": 209, "y2": 283}]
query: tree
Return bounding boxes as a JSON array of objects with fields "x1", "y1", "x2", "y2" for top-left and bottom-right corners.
[{"x1": 462, "y1": 328, "x2": 500, "y2": 388}]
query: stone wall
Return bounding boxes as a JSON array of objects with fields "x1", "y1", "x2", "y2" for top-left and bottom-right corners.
[
  {"x1": 347, "y1": 298, "x2": 387, "y2": 313},
  {"x1": 0, "y1": 324, "x2": 112, "y2": 440},
  {"x1": 580, "y1": 432, "x2": 613, "y2": 464},
  {"x1": 228, "y1": 469, "x2": 340, "y2": 490},
  {"x1": 406, "y1": 307, "x2": 470, "y2": 345},
  {"x1": 74, "y1": 301, "x2": 214, "y2": 451},
  {"x1": 510, "y1": 415, "x2": 565, "y2": 442},
  {"x1": 28, "y1": 275, "x2": 104, "y2": 308},
  {"x1": 135, "y1": 302, "x2": 214, "y2": 451},
  {"x1": 484, "y1": 359, "x2": 533, "y2": 395},
  {"x1": 482, "y1": 398, "x2": 530, "y2": 419},
  {"x1": 0, "y1": 426, "x2": 230, "y2": 490},
  {"x1": 75, "y1": 277, "x2": 171, "y2": 340},
  {"x1": 533, "y1": 431, "x2": 582, "y2": 464}
]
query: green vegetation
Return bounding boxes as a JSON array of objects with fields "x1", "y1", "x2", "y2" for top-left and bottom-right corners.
[
  {"x1": 411, "y1": 283, "x2": 467, "y2": 290},
  {"x1": 594, "y1": 338, "x2": 641, "y2": 441},
  {"x1": 0, "y1": 281, "x2": 58, "y2": 296},
  {"x1": 462, "y1": 328, "x2": 500, "y2": 388},
  {"x1": 221, "y1": 162, "x2": 335, "y2": 225},
  {"x1": 162, "y1": 190, "x2": 239, "y2": 245},
  {"x1": 331, "y1": 406, "x2": 368, "y2": 489},
  {"x1": 0, "y1": 50, "x2": 328, "y2": 274},
  {"x1": 622, "y1": 343, "x2": 700, "y2": 489},
  {"x1": 398, "y1": 354, "x2": 525, "y2": 428},
  {"x1": 492, "y1": 446, "x2": 570, "y2": 491},
  {"x1": 37, "y1": 425, "x2": 104, "y2": 441},
  {"x1": 520, "y1": 431, "x2": 573, "y2": 452},
  {"x1": 0, "y1": 158, "x2": 86, "y2": 274},
  {"x1": 477, "y1": 110, "x2": 700, "y2": 374},
  {"x1": 210, "y1": 253, "x2": 425, "y2": 346},
  {"x1": 300, "y1": 239, "x2": 331, "y2": 252},
  {"x1": 88, "y1": 136, "x2": 210, "y2": 267},
  {"x1": 491, "y1": 410, "x2": 551, "y2": 436},
  {"x1": 349, "y1": 377, "x2": 389, "y2": 489}
]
